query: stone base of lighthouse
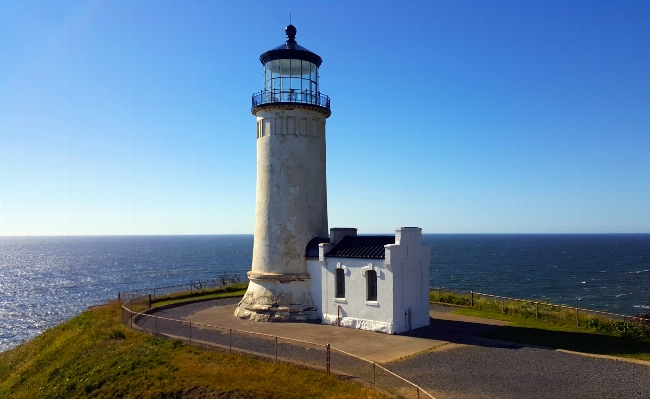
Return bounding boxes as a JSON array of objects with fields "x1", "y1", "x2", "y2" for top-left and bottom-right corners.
[{"x1": 234, "y1": 273, "x2": 319, "y2": 322}]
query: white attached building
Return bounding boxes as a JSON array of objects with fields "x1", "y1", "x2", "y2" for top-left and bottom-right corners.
[{"x1": 307, "y1": 227, "x2": 431, "y2": 334}]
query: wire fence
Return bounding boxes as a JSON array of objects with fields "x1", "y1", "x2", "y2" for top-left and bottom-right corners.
[
  {"x1": 118, "y1": 273, "x2": 247, "y2": 303},
  {"x1": 121, "y1": 294, "x2": 435, "y2": 399},
  {"x1": 429, "y1": 287, "x2": 650, "y2": 339}
]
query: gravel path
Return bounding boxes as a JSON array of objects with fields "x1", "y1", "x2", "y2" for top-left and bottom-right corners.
[
  {"x1": 386, "y1": 338, "x2": 650, "y2": 399},
  {"x1": 136, "y1": 298, "x2": 650, "y2": 399}
]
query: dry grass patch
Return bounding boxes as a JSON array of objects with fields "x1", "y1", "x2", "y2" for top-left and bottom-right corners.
[{"x1": 0, "y1": 301, "x2": 382, "y2": 399}]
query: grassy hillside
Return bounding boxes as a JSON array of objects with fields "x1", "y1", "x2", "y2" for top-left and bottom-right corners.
[{"x1": 0, "y1": 300, "x2": 382, "y2": 399}]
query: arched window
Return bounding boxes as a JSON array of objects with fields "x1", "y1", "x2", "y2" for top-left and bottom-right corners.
[
  {"x1": 335, "y1": 268, "x2": 345, "y2": 299},
  {"x1": 367, "y1": 270, "x2": 377, "y2": 301}
]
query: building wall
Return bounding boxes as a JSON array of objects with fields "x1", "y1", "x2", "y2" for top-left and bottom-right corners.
[
  {"x1": 307, "y1": 257, "x2": 396, "y2": 334},
  {"x1": 308, "y1": 227, "x2": 431, "y2": 334},
  {"x1": 385, "y1": 228, "x2": 431, "y2": 333}
]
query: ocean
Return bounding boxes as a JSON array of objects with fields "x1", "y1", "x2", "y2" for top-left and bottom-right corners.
[{"x1": 1, "y1": 234, "x2": 648, "y2": 352}]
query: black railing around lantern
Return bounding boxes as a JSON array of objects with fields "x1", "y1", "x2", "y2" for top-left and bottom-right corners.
[{"x1": 252, "y1": 90, "x2": 330, "y2": 111}]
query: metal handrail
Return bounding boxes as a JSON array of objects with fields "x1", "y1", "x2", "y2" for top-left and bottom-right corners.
[
  {"x1": 331, "y1": 347, "x2": 435, "y2": 398},
  {"x1": 251, "y1": 89, "x2": 330, "y2": 110}
]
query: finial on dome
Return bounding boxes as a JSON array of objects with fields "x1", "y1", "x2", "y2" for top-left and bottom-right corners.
[{"x1": 286, "y1": 24, "x2": 297, "y2": 44}]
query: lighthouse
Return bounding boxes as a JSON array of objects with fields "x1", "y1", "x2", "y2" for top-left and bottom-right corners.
[{"x1": 234, "y1": 25, "x2": 331, "y2": 322}]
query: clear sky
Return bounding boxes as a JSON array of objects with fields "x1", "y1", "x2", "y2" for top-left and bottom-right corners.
[{"x1": 1, "y1": 1, "x2": 648, "y2": 235}]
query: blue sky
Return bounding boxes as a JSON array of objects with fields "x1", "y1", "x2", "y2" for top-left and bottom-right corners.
[{"x1": 1, "y1": 1, "x2": 648, "y2": 235}]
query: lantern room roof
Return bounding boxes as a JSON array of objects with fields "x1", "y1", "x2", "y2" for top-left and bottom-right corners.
[{"x1": 259, "y1": 24, "x2": 323, "y2": 67}]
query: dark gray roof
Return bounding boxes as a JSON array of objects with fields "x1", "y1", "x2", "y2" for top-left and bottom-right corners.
[
  {"x1": 270, "y1": 42, "x2": 313, "y2": 52},
  {"x1": 305, "y1": 236, "x2": 330, "y2": 258},
  {"x1": 325, "y1": 236, "x2": 395, "y2": 259}
]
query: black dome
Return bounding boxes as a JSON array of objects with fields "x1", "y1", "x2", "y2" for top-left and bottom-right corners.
[{"x1": 259, "y1": 25, "x2": 323, "y2": 67}]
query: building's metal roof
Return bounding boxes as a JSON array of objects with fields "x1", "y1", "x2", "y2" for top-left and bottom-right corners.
[
  {"x1": 305, "y1": 236, "x2": 330, "y2": 258},
  {"x1": 325, "y1": 236, "x2": 396, "y2": 259}
]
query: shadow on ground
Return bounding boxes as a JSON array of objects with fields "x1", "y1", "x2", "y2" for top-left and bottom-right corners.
[
  {"x1": 400, "y1": 313, "x2": 650, "y2": 361},
  {"x1": 400, "y1": 317, "x2": 504, "y2": 342},
  {"x1": 479, "y1": 325, "x2": 650, "y2": 359}
]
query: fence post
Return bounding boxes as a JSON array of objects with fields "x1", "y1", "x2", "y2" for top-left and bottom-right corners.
[
  {"x1": 148, "y1": 293, "x2": 152, "y2": 309},
  {"x1": 372, "y1": 362, "x2": 376, "y2": 390},
  {"x1": 502, "y1": 299, "x2": 505, "y2": 313},
  {"x1": 471, "y1": 291, "x2": 474, "y2": 307},
  {"x1": 118, "y1": 292, "x2": 121, "y2": 302},
  {"x1": 153, "y1": 288, "x2": 156, "y2": 301},
  {"x1": 535, "y1": 302, "x2": 539, "y2": 318},
  {"x1": 275, "y1": 336, "x2": 278, "y2": 362},
  {"x1": 326, "y1": 344, "x2": 330, "y2": 374},
  {"x1": 229, "y1": 329, "x2": 232, "y2": 353},
  {"x1": 190, "y1": 283, "x2": 193, "y2": 294},
  {"x1": 417, "y1": 386, "x2": 420, "y2": 399}
]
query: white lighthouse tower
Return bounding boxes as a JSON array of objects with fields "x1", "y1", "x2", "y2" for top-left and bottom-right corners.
[{"x1": 235, "y1": 25, "x2": 331, "y2": 322}]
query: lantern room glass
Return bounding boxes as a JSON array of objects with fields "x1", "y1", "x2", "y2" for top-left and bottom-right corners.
[{"x1": 264, "y1": 59, "x2": 319, "y2": 103}]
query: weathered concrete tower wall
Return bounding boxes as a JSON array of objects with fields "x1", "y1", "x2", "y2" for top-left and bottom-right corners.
[
  {"x1": 252, "y1": 106, "x2": 328, "y2": 273},
  {"x1": 234, "y1": 105, "x2": 330, "y2": 321}
]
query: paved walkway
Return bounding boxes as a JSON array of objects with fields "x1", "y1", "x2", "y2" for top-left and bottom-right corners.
[{"x1": 185, "y1": 302, "x2": 507, "y2": 363}]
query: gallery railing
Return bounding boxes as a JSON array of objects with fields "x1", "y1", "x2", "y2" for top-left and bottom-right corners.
[
  {"x1": 251, "y1": 89, "x2": 330, "y2": 110},
  {"x1": 121, "y1": 293, "x2": 435, "y2": 399}
]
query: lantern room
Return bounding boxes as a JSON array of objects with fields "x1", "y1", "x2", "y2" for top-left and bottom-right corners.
[{"x1": 252, "y1": 25, "x2": 330, "y2": 112}]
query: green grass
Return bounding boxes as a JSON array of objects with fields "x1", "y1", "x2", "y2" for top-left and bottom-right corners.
[
  {"x1": 0, "y1": 300, "x2": 383, "y2": 399},
  {"x1": 151, "y1": 283, "x2": 248, "y2": 308},
  {"x1": 431, "y1": 290, "x2": 650, "y2": 362}
]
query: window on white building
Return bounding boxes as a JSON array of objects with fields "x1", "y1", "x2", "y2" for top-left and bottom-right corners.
[
  {"x1": 367, "y1": 270, "x2": 377, "y2": 301},
  {"x1": 335, "y1": 268, "x2": 345, "y2": 298}
]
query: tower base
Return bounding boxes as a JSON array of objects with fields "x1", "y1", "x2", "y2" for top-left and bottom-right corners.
[{"x1": 234, "y1": 273, "x2": 319, "y2": 322}]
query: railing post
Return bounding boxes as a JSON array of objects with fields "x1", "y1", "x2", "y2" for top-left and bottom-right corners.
[
  {"x1": 148, "y1": 293, "x2": 151, "y2": 309},
  {"x1": 417, "y1": 385, "x2": 420, "y2": 399},
  {"x1": 326, "y1": 344, "x2": 330, "y2": 374},
  {"x1": 229, "y1": 329, "x2": 232, "y2": 353},
  {"x1": 118, "y1": 292, "x2": 121, "y2": 302},
  {"x1": 471, "y1": 291, "x2": 474, "y2": 307},
  {"x1": 275, "y1": 336, "x2": 278, "y2": 362}
]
